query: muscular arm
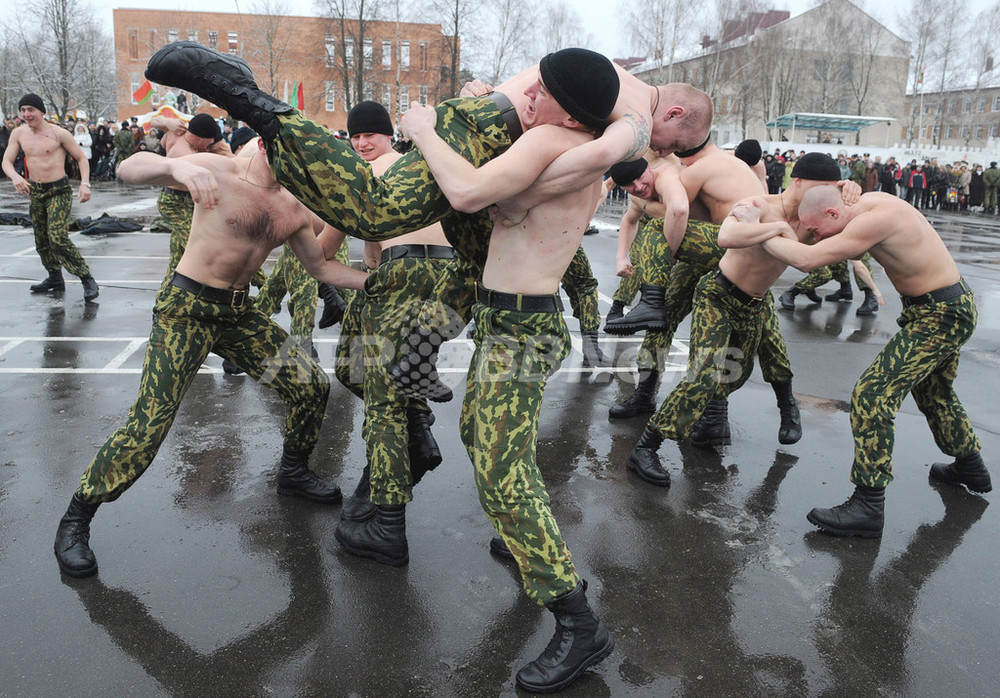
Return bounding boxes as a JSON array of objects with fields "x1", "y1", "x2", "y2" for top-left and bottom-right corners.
[
  {"x1": 761, "y1": 222, "x2": 881, "y2": 271},
  {"x1": 286, "y1": 225, "x2": 367, "y2": 289},
  {"x1": 656, "y1": 168, "x2": 691, "y2": 256},
  {"x1": 2, "y1": 130, "x2": 26, "y2": 192},
  {"x1": 316, "y1": 223, "x2": 348, "y2": 260},
  {"x1": 717, "y1": 199, "x2": 794, "y2": 248},
  {"x1": 61, "y1": 129, "x2": 91, "y2": 201},
  {"x1": 616, "y1": 200, "x2": 644, "y2": 277},
  {"x1": 401, "y1": 104, "x2": 583, "y2": 212},
  {"x1": 116, "y1": 152, "x2": 220, "y2": 207}
]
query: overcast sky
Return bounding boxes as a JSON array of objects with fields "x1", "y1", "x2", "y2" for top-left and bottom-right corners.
[{"x1": 93, "y1": 0, "x2": 993, "y2": 70}]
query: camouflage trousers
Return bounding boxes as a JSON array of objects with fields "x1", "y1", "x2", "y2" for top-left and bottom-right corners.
[
  {"x1": 985, "y1": 186, "x2": 998, "y2": 210},
  {"x1": 460, "y1": 299, "x2": 579, "y2": 606},
  {"x1": 157, "y1": 189, "x2": 194, "y2": 277},
  {"x1": 850, "y1": 287, "x2": 980, "y2": 488},
  {"x1": 612, "y1": 215, "x2": 664, "y2": 305},
  {"x1": 268, "y1": 98, "x2": 512, "y2": 268},
  {"x1": 256, "y1": 244, "x2": 319, "y2": 338},
  {"x1": 29, "y1": 177, "x2": 90, "y2": 278},
  {"x1": 334, "y1": 290, "x2": 367, "y2": 401},
  {"x1": 795, "y1": 255, "x2": 872, "y2": 292},
  {"x1": 359, "y1": 252, "x2": 458, "y2": 505},
  {"x1": 561, "y1": 246, "x2": 601, "y2": 332},
  {"x1": 75, "y1": 280, "x2": 329, "y2": 503},
  {"x1": 648, "y1": 271, "x2": 769, "y2": 440}
]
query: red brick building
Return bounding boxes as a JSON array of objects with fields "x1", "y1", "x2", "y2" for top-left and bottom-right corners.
[{"x1": 112, "y1": 9, "x2": 454, "y2": 130}]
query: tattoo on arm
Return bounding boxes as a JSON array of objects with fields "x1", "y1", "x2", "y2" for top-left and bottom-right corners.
[{"x1": 620, "y1": 113, "x2": 651, "y2": 162}]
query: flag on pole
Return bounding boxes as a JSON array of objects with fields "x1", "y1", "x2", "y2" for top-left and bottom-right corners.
[
  {"x1": 291, "y1": 81, "x2": 304, "y2": 110},
  {"x1": 133, "y1": 79, "x2": 153, "y2": 105},
  {"x1": 917, "y1": 68, "x2": 924, "y2": 85}
]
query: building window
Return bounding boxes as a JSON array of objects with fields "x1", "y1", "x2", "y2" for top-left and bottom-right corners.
[
  {"x1": 419, "y1": 85, "x2": 428, "y2": 106},
  {"x1": 128, "y1": 29, "x2": 138, "y2": 59},
  {"x1": 399, "y1": 85, "x2": 410, "y2": 111},
  {"x1": 130, "y1": 75, "x2": 141, "y2": 104},
  {"x1": 813, "y1": 59, "x2": 827, "y2": 80},
  {"x1": 345, "y1": 39, "x2": 355, "y2": 65},
  {"x1": 325, "y1": 36, "x2": 336, "y2": 67},
  {"x1": 837, "y1": 59, "x2": 852, "y2": 82},
  {"x1": 187, "y1": 30, "x2": 198, "y2": 42},
  {"x1": 399, "y1": 41, "x2": 410, "y2": 69},
  {"x1": 946, "y1": 125, "x2": 954, "y2": 138},
  {"x1": 208, "y1": 31, "x2": 218, "y2": 50},
  {"x1": 978, "y1": 97, "x2": 986, "y2": 112},
  {"x1": 975, "y1": 124, "x2": 984, "y2": 138},
  {"x1": 325, "y1": 82, "x2": 336, "y2": 112},
  {"x1": 420, "y1": 42, "x2": 428, "y2": 70},
  {"x1": 382, "y1": 40, "x2": 392, "y2": 68},
  {"x1": 962, "y1": 99, "x2": 971, "y2": 113},
  {"x1": 993, "y1": 95, "x2": 1000, "y2": 111},
  {"x1": 168, "y1": 29, "x2": 178, "y2": 43},
  {"x1": 950, "y1": 99, "x2": 958, "y2": 113},
  {"x1": 960, "y1": 125, "x2": 969, "y2": 138},
  {"x1": 228, "y1": 32, "x2": 238, "y2": 54},
  {"x1": 363, "y1": 39, "x2": 373, "y2": 67},
  {"x1": 382, "y1": 84, "x2": 392, "y2": 112},
  {"x1": 991, "y1": 124, "x2": 999, "y2": 138},
  {"x1": 149, "y1": 29, "x2": 157, "y2": 48}
]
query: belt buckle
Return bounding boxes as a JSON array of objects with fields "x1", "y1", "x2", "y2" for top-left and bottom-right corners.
[{"x1": 231, "y1": 289, "x2": 247, "y2": 309}]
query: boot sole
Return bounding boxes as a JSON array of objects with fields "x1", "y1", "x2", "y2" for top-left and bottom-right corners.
[
  {"x1": 603, "y1": 321, "x2": 667, "y2": 336},
  {"x1": 928, "y1": 472, "x2": 992, "y2": 494},
  {"x1": 626, "y1": 458, "x2": 671, "y2": 487},
  {"x1": 515, "y1": 634, "x2": 616, "y2": 693},
  {"x1": 276, "y1": 486, "x2": 343, "y2": 504},
  {"x1": 608, "y1": 405, "x2": 655, "y2": 419},
  {"x1": 805, "y1": 512, "x2": 882, "y2": 538},
  {"x1": 334, "y1": 527, "x2": 409, "y2": 566}
]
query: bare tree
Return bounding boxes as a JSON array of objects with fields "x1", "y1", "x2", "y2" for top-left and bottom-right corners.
[
  {"x1": 428, "y1": 0, "x2": 479, "y2": 100},
  {"x1": 540, "y1": 2, "x2": 592, "y2": 54},
  {"x1": 896, "y1": 0, "x2": 946, "y2": 145},
  {"x1": 319, "y1": 0, "x2": 383, "y2": 113},
  {"x1": 245, "y1": 0, "x2": 295, "y2": 96},
  {"x1": 468, "y1": 0, "x2": 537, "y2": 85},
  {"x1": 622, "y1": 0, "x2": 693, "y2": 83}
]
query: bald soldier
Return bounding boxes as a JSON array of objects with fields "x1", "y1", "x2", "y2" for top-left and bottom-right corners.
[{"x1": 761, "y1": 186, "x2": 991, "y2": 538}]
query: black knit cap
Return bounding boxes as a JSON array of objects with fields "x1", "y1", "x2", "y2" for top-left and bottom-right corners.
[
  {"x1": 188, "y1": 113, "x2": 222, "y2": 142},
  {"x1": 18, "y1": 93, "x2": 46, "y2": 114},
  {"x1": 539, "y1": 48, "x2": 619, "y2": 130},
  {"x1": 347, "y1": 101, "x2": 394, "y2": 137},
  {"x1": 607, "y1": 159, "x2": 648, "y2": 186},
  {"x1": 733, "y1": 139, "x2": 762, "y2": 167},
  {"x1": 790, "y1": 152, "x2": 841, "y2": 181},
  {"x1": 230, "y1": 126, "x2": 258, "y2": 153}
]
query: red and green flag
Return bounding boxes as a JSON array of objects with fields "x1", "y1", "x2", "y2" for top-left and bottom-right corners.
[
  {"x1": 291, "y1": 80, "x2": 304, "y2": 110},
  {"x1": 133, "y1": 79, "x2": 153, "y2": 105}
]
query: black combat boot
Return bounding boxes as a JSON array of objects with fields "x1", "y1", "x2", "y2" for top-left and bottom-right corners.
[
  {"x1": 806, "y1": 485, "x2": 885, "y2": 538},
  {"x1": 489, "y1": 535, "x2": 515, "y2": 559},
  {"x1": 581, "y1": 330, "x2": 610, "y2": 368},
  {"x1": 778, "y1": 287, "x2": 799, "y2": 310},
  {"x1": 276, "y1": 448, "x2": 342, "y2": 503},
  {"x1": 626, "y1": 427, "x2": 671, "y2": 486},
  {"x1": 341, "y1": 464, "x2": 376, "y2": 522},
  {"x1": 803, "y1": 289, "x2": 823, "y2": 303},
  {"x1": 824, "y1": 282, "x2": 853, "y2": 302},
  {"x1": 772, "y1": 380, "x2": 802, "y2": 444},
  {"x1": 603, "y1": 284, "x2": 666, "y2": 335},
  {"x1": 54, "y1": 494, "x2": 100, "y2": 577},
  {"x1": 605, "y1": 299, "x2": 626, "y2": 324},
  {"x1": 407, "y1": 408, "x2": 442, "y2": 484},
  {"x1": 81, "y1": 275, "x2": 99, "y2": 302},
  {"x1": 145, "y1": 41, "x2": 292, "y2": 140},
  {"x1": 335, "y1": 504, "x2": 409, "y2": 566},
  {"x1": 387, "y1": 327, "x2": 453, "y2": 403},
  {"x1": 222, "y1": 358, "x2": 245, "y2": 375},
  {"x1": 856, "y1": 288, "x2": 879, "y2": 316},
  {"x1": 515, "y1": 581, "x2": 616, "y2": 693},
  {"x1": 609, "y1": 370, "x2": 659, "y2": 419},
  {"x1": 929, "y1": 452, "x2": 993, "y2": 493},
  {"x1": 30, "y1": 270, "x2": 65, "y2": 293},
  {"x1": 688, "y1": 399, "x2": 731, "y2": 449},
  {"x1": 317, "y1": 282, "x2": 347, "y2": 329}
]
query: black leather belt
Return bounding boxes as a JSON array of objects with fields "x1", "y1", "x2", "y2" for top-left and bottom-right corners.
[
  {"x1": 714, "y1": 270, "x2": 764, "y2": 304},
  {"x1": 31, "y1": 177, "x2": 70, "y2": 190},
  {"x1": 380, "y1": 244, "x2": 455, "y2": 263},
  {"x1": 161, "y1": 187, "x2": 191, "y2": 198},
  {"x1": 476, "y1": 284, "x2": 562, "y2": 312},
  {"x1": 169, "y1": 272, "x2": 248, "y2": 308},
  {"x1": 902, "y1": 279, "x2": 969, "y2": 308},
  {"x1": 487, "y1": 92, "x2": 522, "y2": 143}
]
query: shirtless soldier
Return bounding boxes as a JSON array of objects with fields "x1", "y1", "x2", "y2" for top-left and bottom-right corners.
[
  {"x1": 761, "y1": 185, "x2": 991, "y2": 538},
  {"x1": 53, "y1": 140, "x2": 367, "y2": 578},
  {"x1": 2, "y1": 93, "x2": 99, "y2": 301}
]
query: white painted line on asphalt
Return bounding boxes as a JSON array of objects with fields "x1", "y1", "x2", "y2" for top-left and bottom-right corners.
[
  {"x1": 104, "y1": 338, "x2": 148, "y2": 369},
  {"x1": 0, "y1": 339, "x2": 26, "y2": 357}
]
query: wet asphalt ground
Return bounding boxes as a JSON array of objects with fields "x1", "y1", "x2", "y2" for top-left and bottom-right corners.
[{"x1": 1, "y1": 180, "x2": 998, "y2": 697}]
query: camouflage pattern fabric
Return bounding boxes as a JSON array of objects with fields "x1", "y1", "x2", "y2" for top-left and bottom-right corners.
[
  {"x1": 849, "y1": 288, "x2": 980, "y2": 488},
  {"x1": 157, "y1": 189, "x2": 194, "y2": 276},
  {"x1": 267, "y1": 99, "x2": 511, "y2": 266},
  {"x1": 560, "y1": 246, "x2": 601, "y2": 332},
  {"x1": 795, "y1": 256, "x2": 872, "y2": 293},
  {"x1": 674, "y1": 218, "x2": 724, "y2": 269},
  {"x1": 255, "y1": 244, "x2": 319, "y2": 338},
  {"x1": 28, "y1": 177, "x2": 91, "y2": 278},
  {"x1": 648, "y1": 271, "x2": 768, "y2": 440},
  {"x1": 637, "y1": 259, "x2": 701, "y2": 372},
  {"x1": 333, "y1": 290, "x2": 366, "y2": 401},
  {"x1": 755, "y1": 295, "x2": 794, "y2": 385},
  {"x1": 362, "y1": 254, "x2": 456, "y2": 505},
  {"x1": 613, "y1": 215, "x2": 666, "y2": 306},
  {"x1": 76, "y1": 282, "x2": 329, "y2": 503},
  {"x1": 460, "y1": 300, "x2": 580, "y2": 606}
]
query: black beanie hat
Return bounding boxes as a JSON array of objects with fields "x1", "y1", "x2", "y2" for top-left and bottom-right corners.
[
  {"x1": 790, "y1": 152, "x2": 841, "y2": 181},
  {"x1": 188, "y1": 113, "x2": 222, "y2": 142},
  {"x1": 607, "y1": 159, "x2": 648, "y2": 186},
  {"x1": 539, "y1": 48, "x2": 619, "y2": 131},
  {"x1": 347, "y1": 101, "x2": 394, "y2": 137},
  {"x1": 733, "y1": 139, "x2": 762, "y2": 167},
  {"x1": 18, "y1": 93, "x2": 46, "y2": 114},
  {"x1": 230, "y1": 126, "x2": 258, "y2": 153}
]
